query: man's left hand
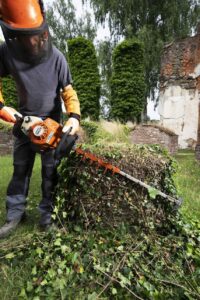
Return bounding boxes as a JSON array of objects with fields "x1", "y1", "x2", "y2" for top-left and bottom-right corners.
[
  {"x1": 63, "y1": 117, "x2": 79, "y2": 135},
  {"x1": 0, "y1": 105, "x2": 22, "y2": 123}
]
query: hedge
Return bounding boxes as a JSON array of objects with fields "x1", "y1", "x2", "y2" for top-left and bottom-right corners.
[
  {"x1": 110, "y1": 39, "x2": 146, "y2": 122},
  {"x1": 67, "y1": 37, "x2": 101, "y2": 120},
  {"x1": 1, "y1": 76, "x2": 18, "y2": 109}
]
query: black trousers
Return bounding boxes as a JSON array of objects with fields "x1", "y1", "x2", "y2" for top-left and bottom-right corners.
[{"x1": 6, "y1": 136, "x2": 58, "y2": 224}]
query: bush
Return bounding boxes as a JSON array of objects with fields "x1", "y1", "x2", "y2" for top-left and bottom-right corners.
[
  {"x1": 110, "y1": 39, "x2": 146, "y2": 122},
  {"x1": 67, "y1": 37, "x2": 101, "y2": 120},
  {"x1": 1, "y1": 76, "x2": 18, "y2": 109}
]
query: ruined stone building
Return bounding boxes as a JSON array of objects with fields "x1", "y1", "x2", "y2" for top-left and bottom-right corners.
[{"x1": 158, "y1": 27, "x2": 200, "y2": 148}]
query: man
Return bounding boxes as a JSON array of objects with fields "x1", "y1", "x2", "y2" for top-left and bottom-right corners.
[{"x1": 0, "y1": 0, "x2": 80, "y2": 237}]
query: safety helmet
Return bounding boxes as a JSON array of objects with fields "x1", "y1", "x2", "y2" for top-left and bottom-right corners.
[
  {"x1": 0, "y1": 0, "x2": 46, "y2": 32},
  {"x1": 0, "y1": 0, "x2": 52, "y2": 65}
]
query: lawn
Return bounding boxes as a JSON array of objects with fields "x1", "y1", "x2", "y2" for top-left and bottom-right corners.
[
  {"x1": 173, "y1": 149, "x2": 200, "y2": 220},
  {"x1": 0, "y1": 155, "x2": 42, "y2": 232}
]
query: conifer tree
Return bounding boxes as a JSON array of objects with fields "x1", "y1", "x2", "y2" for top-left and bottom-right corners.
[
  {"x1": 110, "y1": 39, "x2": 146, "y2": 122},
  {"x1": 67, "y1": 37, "x2": 101, "y2": 120}
]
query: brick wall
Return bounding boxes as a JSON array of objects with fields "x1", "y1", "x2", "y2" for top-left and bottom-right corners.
[
  {"x1": 160, "y1": 32, "x2": 200, "y2": 90},
  {"x1": 130, "y1": 125, "x2": 178, "y2": 154},
  {"x1": 0, "y1": 130, "x2": 13, "y2": 155},
  {"x1": 158, "y1": 30, "x2": 200, "y2": 149}
]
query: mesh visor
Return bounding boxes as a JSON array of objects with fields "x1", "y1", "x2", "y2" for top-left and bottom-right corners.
[{"x1": 0, "y1": 21, "x2": 52, "y2": 65}]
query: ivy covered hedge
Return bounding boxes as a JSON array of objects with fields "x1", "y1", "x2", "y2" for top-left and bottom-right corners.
[
  {"x1": 110, "y1": 39, "x2": 146, "y2": 122},
  {"x1": 1, "y1": 76, "x2": 18, "y2": 109},
  {"x1": 67, "y1": 37, "x2": 101, "y2": 120}
]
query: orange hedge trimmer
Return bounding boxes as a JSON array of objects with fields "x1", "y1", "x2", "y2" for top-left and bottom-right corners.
[
  {"x1": 75, "y1": 147, "x2": 182, "y2": 206},
  {"x1": 16, "y1": 115, "x2": 182, "y2": 206}
]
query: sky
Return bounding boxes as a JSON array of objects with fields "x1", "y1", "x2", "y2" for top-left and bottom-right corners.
[{"x1": 0, "y1": 0, "x2": 160, "y2": 119}]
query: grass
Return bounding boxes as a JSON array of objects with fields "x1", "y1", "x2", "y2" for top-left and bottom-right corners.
[
  {"x1": 0, "y1": 155, "x2": 42, "y2": 230},
  {"x1": 174, "y1": 149, "x2": 200, "y2": 220}
]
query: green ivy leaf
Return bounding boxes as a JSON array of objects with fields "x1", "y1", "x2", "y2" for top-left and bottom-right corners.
[
  {"x1": 112, "y1": 287, "x2": 118, "y2": 295},
  {"x1": 5, "y1": 252, "x2": 15, "y2": 259},
  {"x1": 148, "y1": 187, "x2": 159, "y2": 199},
  {"x1": 36, "y1": 247, "x2": 43, "y2": 257},
  {"x1": 31, "y1": 266, "x2": 37, "y2": 275}
]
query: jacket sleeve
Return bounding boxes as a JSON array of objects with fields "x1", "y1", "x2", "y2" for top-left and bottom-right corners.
[{"x1": 61, "y1": 85, "x2": 80, "y2": 120}]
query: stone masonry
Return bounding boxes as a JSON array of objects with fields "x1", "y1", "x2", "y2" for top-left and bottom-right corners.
[
  {"x1": 158, "y1": 27, "x2": 200, "y2": 149},
  {"x1": 130, "y1": 124, "x2": 178, "y2": 154}
]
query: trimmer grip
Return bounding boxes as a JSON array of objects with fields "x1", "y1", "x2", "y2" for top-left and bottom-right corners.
[{"x1": 54, "y1": 132, "x2": 78, "y2": 162}]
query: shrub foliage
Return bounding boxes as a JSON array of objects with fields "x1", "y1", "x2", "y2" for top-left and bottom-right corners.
[
  {"x1": 110, "y1": 39, "x2": 146, "y2": 122},
  {"x1": 67, "y1": 37, "x2": 101, "y2": 120},
  {"x1": 1, "y1": 76, "x2": 18, "y2": 109}
]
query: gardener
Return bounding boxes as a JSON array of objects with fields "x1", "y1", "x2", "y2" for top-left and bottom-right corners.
[{"x1": 0, "y1": 0, "x2": 80, "y2": 237}]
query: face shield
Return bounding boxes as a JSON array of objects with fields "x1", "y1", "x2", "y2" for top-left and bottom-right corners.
[{"x1": 1, "y1": 21, "x2": 52, "y2": 65}]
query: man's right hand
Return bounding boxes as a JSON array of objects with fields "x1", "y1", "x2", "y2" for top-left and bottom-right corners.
[{"x1": 0, "y1": 103, "x2": 22, "y2": 123}]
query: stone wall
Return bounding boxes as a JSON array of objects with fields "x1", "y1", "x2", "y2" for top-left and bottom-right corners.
[
  {"x1": 0, "y1": 130, "x2": 13, "y2": 155},
  {"x1": 158, "y1": 30, "x2": 200, "y2": 149},
  {"x1": 130, "y1": 125, "x2": 178, "y2": 154}
]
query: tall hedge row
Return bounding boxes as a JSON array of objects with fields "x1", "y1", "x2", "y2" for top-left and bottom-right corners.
[
  {"x1": 1, "y1": 76, "x2": 18, "y2": 109},
  {"x1": 67, "y1": 37, "x2": 101, "y2": 120},
  {"x1": 110, "y1": 39, "x2": 146, "y2": 122}
]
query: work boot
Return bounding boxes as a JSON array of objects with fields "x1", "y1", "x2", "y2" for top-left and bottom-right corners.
[
  {"x1": 0, "y1": 213, "x2": 26, "y2": 239},
  {"x1": 39, "y1": 222, "x2": 58, "y2": 233},
  {"x1": 39, "y1": 212, "x2": 53, "y2": 231},
  {"x1": 0, "y1": 218, "x2": 21, "y2": 239}
]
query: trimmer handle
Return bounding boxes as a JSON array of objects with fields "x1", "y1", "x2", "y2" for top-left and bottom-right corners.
[{"x1": 54, "y1": 130, "x2": 78, "y2": 162}]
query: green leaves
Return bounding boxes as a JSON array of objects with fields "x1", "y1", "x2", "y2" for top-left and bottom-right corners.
[
  {"x1": 148, "y1": 187, "x2": 159, "y2": 199},
  {"x1": 46, "y1": 0, "x2": 96, "y2": 53},
  {"x1": 2, "y1": 76, "x2": 18, "y2": 109},
  {"x1": 1, "y1": 216, "x2": 198, "y2": 299},
  {"x1": 5, "y1": 252, "x2": 15, "y2": 260},
  {"x1": 111, "y1": 39, "x2": 146, "y2": 122},
  {"x1": 68, "y1": 37, "x2": 101, "y2": 120}
]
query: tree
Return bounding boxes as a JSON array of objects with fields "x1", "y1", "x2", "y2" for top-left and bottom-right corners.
[
  {"x1": 67, "y1": 37, "x2": 101, "y2": 119},
  {"x1": 46, "y1": 0, "x2": 96, "y2": 53},
  {"x1": 96, "y1": 40, "x2": 113, "y2": 118},
  {"x1": 110, "y1": 39, "x2": 146, "y2": 122},
  {"x1": 85, "y1": 0, "x2": 200, "y2": 100}
]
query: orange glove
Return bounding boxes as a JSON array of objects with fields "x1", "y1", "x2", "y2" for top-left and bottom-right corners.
[
  {"x1": 0, "y1": 103, "x2": 22, "y2": 123},
  {"x1": 63, "y1": 117, "x2": 79, "y2": 135}
]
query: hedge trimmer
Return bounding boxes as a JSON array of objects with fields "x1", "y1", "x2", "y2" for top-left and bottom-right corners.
[{"x1": 15, "y1": 115, "x2": 182, "y2": 206}]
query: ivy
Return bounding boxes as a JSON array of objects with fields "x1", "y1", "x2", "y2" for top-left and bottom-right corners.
[{"x1": 1, "y1": 219, "x2": 199, "y2": 299}]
